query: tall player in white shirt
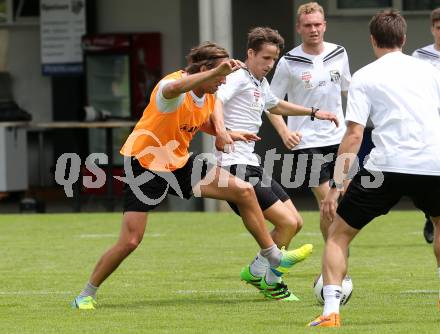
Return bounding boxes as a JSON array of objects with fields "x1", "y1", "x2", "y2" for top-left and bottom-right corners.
[
  {"x1": 308, "y1": 10, "x2": 440, "y2": 327},
  {"x1": 412, "y1": 8, "x2": 440, "y2": 244},
  {"x1": 270, "y1": 2, "x2": 351, "y2": 240},
  {"x1": 412, "y1": 8, "x2": 440, "y2": 71},
  {"x1": 215, "y1": 27, "x2": 339, "y2": 301}
]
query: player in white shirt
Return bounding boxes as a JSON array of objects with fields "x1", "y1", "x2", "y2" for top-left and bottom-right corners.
[
  {"x1": 215, "y1": 27, "x2": 339, "y2": 301},
  {"x1": 270, "y1": 2, "x2": 351, "y2": 240},
  {"x1": 308, "y1": 10, "x2": 440, "y2": 327},
  {"x1": 412, "y1": 8, "x2": 440, "y2": 244},
  {"x1": 412, "y1": 8, "x2": 440, "y2": 71}
]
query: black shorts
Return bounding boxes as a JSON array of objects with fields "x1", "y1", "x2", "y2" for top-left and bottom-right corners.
[
  {"x1": 123, "y1": 155, "x2": 212, "y2": 212},
  {"x1": 292, "y1": 144, "x2": 339, "y2": 188},
  {"x1": 337, "y1": 168, "x2": 440, "y2": 230},
  {"x1": 223, "y1": 164, "x2": 290, "y2": 215}
]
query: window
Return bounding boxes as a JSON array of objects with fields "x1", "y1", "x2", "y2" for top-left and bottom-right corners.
[
  {"x1": 14, "y1": 0, "x2": 39, "y2": 18},
  {"x1": 337, "y1": 0, "x2": 392, "y2": 9},
  {"x1": 402, "y1": 0, "x2": 440, "y2": 11},
  {"x1": 0, "y1": 0, "x2": 39, "y2": 24},
  {"x1": 329, "y1": 0, "x2": 440, "y2": 15},
  {"x1": 13, "y1": 0, "x2": 39, "y2": 22}
]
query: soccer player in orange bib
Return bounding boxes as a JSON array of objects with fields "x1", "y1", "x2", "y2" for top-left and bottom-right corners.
[{"x1": 71, "y1": 42, "x2": 313, "y2": 310}]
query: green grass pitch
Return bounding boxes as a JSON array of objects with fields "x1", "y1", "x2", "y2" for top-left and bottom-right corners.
[{"x1": 0, "y1": 211, "x2": 438, "y2": 333}]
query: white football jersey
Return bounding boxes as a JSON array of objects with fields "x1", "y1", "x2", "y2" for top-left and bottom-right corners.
[
  {"x1": 346, "y1": 51, "x2": 440, "y2": 175},
  {"x1": 215, "y1": 68, "x2": 279, "y2": 166},
  {"x1": 270, "y1": 42, "x2": 351, "y2": 150},
  {"x1": 412, "y1": 44, "x2": 440, "y2": 70}
]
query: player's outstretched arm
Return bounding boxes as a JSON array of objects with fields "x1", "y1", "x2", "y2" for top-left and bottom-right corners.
[
  {"x1": 314, "y1": 110, "x2": 340, "y2": 127},
  {"x1": 269, "y1": 100, "x2": 339, "y2": 127},
  {"x1": 162, "y1": 59, "x2": 243, "y2": 99}
]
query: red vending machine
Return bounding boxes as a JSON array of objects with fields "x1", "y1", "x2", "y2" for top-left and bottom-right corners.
[{"x1": 82, "y1": 33, "x2": 161, "y2": 166}]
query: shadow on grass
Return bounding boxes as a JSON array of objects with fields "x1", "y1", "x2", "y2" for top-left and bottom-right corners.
[{"x1": 102, "y1": 297, "x2": 271, "y2": 309}]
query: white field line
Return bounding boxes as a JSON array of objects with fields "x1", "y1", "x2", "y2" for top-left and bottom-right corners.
[
  {"x1": 400, "y1": 290, "x2": 437, "y2": 294},
  {"x1": 0, "y1": 291, "x2": 74, "y2": 295},
  {"x1": 78, "y1": 233, "x2": 117, "y2": 238},
  {"x1": 0, "y1": 289, "x2": 435, "y2": 296}
]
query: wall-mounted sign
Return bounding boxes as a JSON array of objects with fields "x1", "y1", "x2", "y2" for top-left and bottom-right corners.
[{"x1": 40, "y1": 0, "x2": 86, "y2": 75}]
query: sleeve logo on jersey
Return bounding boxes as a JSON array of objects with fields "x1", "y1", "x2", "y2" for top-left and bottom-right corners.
[{"x1": 330, "y1": 70, "x2": 341, "y2": 83}]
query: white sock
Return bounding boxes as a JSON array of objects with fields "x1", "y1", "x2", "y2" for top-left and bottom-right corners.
[
  {"x1": 249, "y1": 253, "x2": 269, "y2": 277},
  {"x1": 79, "y1": 282, "x2": 98, "y2": 299},
  {"x1": 260, "y1": 244, "x2": 282, "y2": 267},
  {"x1": 264, "y1": 267, "x2": 282, "y2": 285},
  {"x1": 323, "y1": 285, "x2": 342, "y2": 316}
]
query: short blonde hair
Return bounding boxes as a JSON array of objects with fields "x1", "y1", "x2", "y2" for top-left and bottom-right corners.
[
  {"x1": 297, "y1": 2, "x2": 325, "y2": 21},
  {"x1": 431, "y1": 8, "x2": 440, "y2": 26}
]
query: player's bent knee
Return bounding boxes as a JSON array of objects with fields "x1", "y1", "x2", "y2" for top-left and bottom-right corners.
[
  {"x1": 296, "y1": 214, "x2": 304, "y2": 231},
  {"x1": 118, "y1": 229, "x2": 144, "y2": 254},
  {"x1": 432, "y1": 216, "x2": 440, "y2": 226},
  {"x1": 283, "y1": 215, "x2": 300, "y2": 232},
  {"x1": 122, "y1": 236, "x2": 143, "y2": 253},
  {"x1": 274, "y1": 213, "x2": 303, "y2": 235},
  {"x1": 233, "y1": 183, "x2": 256, "y2": 203}
]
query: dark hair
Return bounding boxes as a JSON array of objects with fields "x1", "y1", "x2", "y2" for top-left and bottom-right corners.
[
  {"x1": 431, "y1": 8, "x2": 440, "y2": 26},
  {"x1": 247, "y1": 27, "x2": 284, "y2": 53},
  {"x1": 369, "y1": 9, "x2": 406, "y2": 49},
  {"x1": 185, "y1": 42, "x2": 229, "y2": 74}
]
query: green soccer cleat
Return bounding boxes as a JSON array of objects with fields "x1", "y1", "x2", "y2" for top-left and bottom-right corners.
[
  {"x1": 240, "y1": 265, "x2": 263, "y2": 291},
  {"x1": 271, "y1": 244, "x2": 313, "y2": 277},
  {"x1": 71, "y1": 295, "x2": 97, "y2": 310},
  {"x1": 260, "y1": 277, "x2": 300, "y2": 301}
]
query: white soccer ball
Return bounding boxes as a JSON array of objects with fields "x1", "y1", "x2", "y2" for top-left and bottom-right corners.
[{"x1": 313, "y1": 274, "x2": 353, "y2": 305}]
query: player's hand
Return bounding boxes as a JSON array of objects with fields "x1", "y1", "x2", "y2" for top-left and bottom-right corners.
[
  {"x1": 229, "y1": 131, "x2": 261, "y2": 143},
  {"x1": 315, "y1": 110, "x2": 339, "y2": 127},
  {"x1": 214, "y1": 59, "x2": 243, "y2": 76},
  {"x1": 281, "y1": 131, "x2": 302, "y2": 150},
  {"x1": 215, "y1": 130, "x2": 234, "y2": 153},
  {"x1": 320, "y1": 188, "x2": 341, "y2": 222}
]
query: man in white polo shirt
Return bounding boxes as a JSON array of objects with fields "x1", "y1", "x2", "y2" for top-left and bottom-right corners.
[
  {"x1": 412, "y1": 7, "x2": 440, "y2": 244},
  {"x1": 270, "y1": 2, "x2": 351, "y2": 240},
  {"x1": 307, "y1": 10, "x2": 440, "y2": 327},
  {"x1": 215, "y1": 27, "x2": 339, "y2": 301}
]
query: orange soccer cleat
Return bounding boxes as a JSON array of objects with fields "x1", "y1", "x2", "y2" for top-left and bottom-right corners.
[{"x1": 307, "y1": 312, "x2": 341, "y2": 327}]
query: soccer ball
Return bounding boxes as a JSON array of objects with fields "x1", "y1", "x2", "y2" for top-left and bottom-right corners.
[{"x1": 313, "y1": 274, "x2": 353, "y2": 305}]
